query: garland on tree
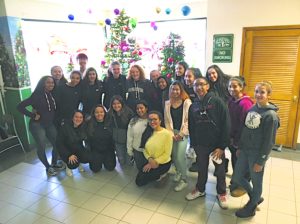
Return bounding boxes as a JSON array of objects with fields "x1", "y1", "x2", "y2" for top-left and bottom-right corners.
[
  {"x1": 160, "y1": 33, "x2": 185, "y2": 80},
  {"x1": 102, "y1": 9, "x2": 141, "y2": 76}
]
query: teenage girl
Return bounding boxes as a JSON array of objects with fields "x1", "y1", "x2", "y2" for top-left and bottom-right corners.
[{"x1": 233, "y1": 81, "x2": 279, "y2": 218}]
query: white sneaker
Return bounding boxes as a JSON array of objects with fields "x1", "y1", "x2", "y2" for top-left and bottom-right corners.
[
  {"x1": 78, "y1": 164, "x2": 85, "y2": 172},
  {"x1": 185, "y1": 189, "x2": 206, "y2": 200},
  {"x1": 174, "y1": 180, "x2": 188, "y2": 192},
  {"x1": 217, "y1": 194, "x2": 228, "y2": 209},
  {"x1": 66, "y1": 167, "x2": 73, "y2": 177},
  {"x1": 173, "y1": 172, "x2": 181, "y2": 182}
]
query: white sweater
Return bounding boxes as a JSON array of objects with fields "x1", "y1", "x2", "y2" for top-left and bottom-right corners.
[{"x1": 127, "y1": 117, "x2": 148, "y2": 156}]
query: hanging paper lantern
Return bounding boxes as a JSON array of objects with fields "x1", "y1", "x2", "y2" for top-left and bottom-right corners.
[
  {"x1": 97, "y1": 20, "x2": 105, "y2": 26},
  {"x1": 165, "y1": 8, "x2": 171, "y2": 15},
  {"x1": 155, "y1": 7, "x2": 161, "y2": 14},
  {"x1": 105, "y1": 18, "x2": 111, "y2": 25},
  {"x1": 68, "y1": 14, "x2": 75, "y2": 21},
  {"x1": 181, "y1": 5, "x2": 191, "y2": 16},
  {"x1": 130, "y1": 18, "x2": 137, "y2": 28},
  {"x1": 153, "y1": 25, "x2": 158, "y2": 31},
  {"x1": 114, "y1": 8, "x2": 120, "y2": 15}
]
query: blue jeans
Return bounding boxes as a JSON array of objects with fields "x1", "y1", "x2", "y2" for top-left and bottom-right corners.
[
  {"x1": 172, "y1": 130, "x2": 188, "y2": 180},
  {"x1": 29, "y1": 121, "x2": 58, "y2": 169},
  {"x1": 232, "y1": 150, "x2": 265, "y2": 206}
]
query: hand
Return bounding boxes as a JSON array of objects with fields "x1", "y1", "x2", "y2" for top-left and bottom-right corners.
[
  {"x1": 253, "y1": 163, "x2": 263, "y2": 173},
  {"x1": 148, "y1": 158, "x2": 159, "y2": 169},
  {"x1": 236, "y1": 149, "x2": 241, "y2": 157},
  {"x1": 143, "y1": 163, "x2": 152, "y2": 172},
  {"x1": 211, "y1": 148, "x2": 223, "y2": 160},
  {"x1": 68, "y1": 155, "x2": 78, "y2": 165},
  {"x1": 173, "y1": 134, "x2": 183, "y2": 142},
  {"x1": 34, "y1": 113, "x2": 41, "y2": 121}
]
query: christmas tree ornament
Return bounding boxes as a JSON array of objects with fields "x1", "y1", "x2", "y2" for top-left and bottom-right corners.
[
  {"x1": 153, "y1": 25, "x2": 158, "y2": 31},
  {"x1": 181, "y1": 5, "x2": 191, "y2": 16},
  {"x1": 97, "y1": 20, "x2": 105, "y2": 26},
  {"x1": 150, "y1": 21, "x2": 156, "y2": 27}
]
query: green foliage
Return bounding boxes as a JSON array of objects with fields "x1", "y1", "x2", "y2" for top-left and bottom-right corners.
[
  {"x1": 160, "y1": 33, "x2": 185, "y2": 80},
  {"x1": 103, "y1": 9, "x2": 141, "y2": 75}
]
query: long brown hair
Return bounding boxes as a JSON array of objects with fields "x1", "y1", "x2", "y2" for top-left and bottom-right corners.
[
  {"x1": 169, "y1": 80, "x2": 189, "y2": 103},
  {"x1": 127, "y1": 65, "x2": 146, "y2": 80}
]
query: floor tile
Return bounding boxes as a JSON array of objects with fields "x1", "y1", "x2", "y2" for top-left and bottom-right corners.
[
  {"x1": 0, "y1": 203, "x2": 22, "y2": 223},
  {"x1": 157, "y1": 198, "x2": 187, "y2": 218},
  {"x1": 96, "y1": 183, "x2": 123, "y2": 198},
  {"x1": 115, "y1": 185, "x2": 144, "y2": 204},
  {"x1": 206, "y1": 211, "x2": 237, "y2": 224},
  {"x1": 122, "y1": 206, "x2": 153, "y2": 224},
  {"x1": 267, "y1": 210, "x2": 297, "y2": 224},
  {"x1": 27, "y1": 196, "x2": 60, "y2": 215},
  {"x1": 81, "y1": 195, "x2": 112, "y2": 213},
  {"x1": 90, "y1": 214, "x2": 119, "y2": 224},
  {"x1": 44, "y1": 202, "x2": 78, "y2": 222},
  {"x1": 6, "y1": 210, "x2": 41, "y2": 224},
  {"x1": 268, "y1": 196, "x2": 296, "y2": 215},
  {"x1": 33, "y1": 216, "x2": 63, "y2": 224},
  {"x1": 135, "y1": 192, "x2": 164, "y2": 211},
  {"x1": 101, "y1": 200, "x2": 132, "y2": 220},
  {"x1": 64, "y1": 207, "x2": 97, "y2": 224},
  {"x1": 180, "y1": 205, "x2": 210, "y2": 223}
]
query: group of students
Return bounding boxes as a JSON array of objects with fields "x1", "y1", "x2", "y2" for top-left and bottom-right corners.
[{"x1": 17, "y1": 59, "x2": 279, "y2": 219}]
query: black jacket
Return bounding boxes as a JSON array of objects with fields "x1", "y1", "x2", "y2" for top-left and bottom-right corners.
[
  {"x1": 103, "y1": 75, "x2": 127, "y2": 109},
  {"x1": 188, "y1": 92, "x2": 230, "y2": 150},
  {"x1": 82, "y1": 81, "x2": 104, "y2": 115}
]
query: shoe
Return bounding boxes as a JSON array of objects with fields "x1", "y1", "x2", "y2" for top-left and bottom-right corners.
[
  {"x1": 186, "y1": 147, "x2": 196, "y2": 159},
  {"x1": 156, "y1": 172, "x2": 168, "y2": 182},
  {"x1": 217, "y1": 194, "x2": 228, "y2": 209},
  {"x1": 47, "y1": 167, "x2": 57, "y2": 176},
  {"x1": 174, "y1": 180, "x2": 188, "y2": 192},
  {"x1": 257, "y1": 197, "x2": 264, "y2": 205},
  {"x1": 185, "y1": 189, "x2": 205, "y2": 200},
  {"x1": 78, "y1": 164, "x2": 85, "y2": 172},
  {"x1": 230, "y1": 187, "x2": 247, "y2": 197},
  {"x1": 173, "y1": 172, "x2": 181, "y2": 182},
  {"x1": 235, "y1": 202, "x2": 257, "y2": 218},
  {"x1": 66, "y1": 167, "x2": 73, "y2": 176},
  {"x1": 52, "y1": 161, "x2": 66, "y2": 171},
  {"x1": 189, "y1": 162, "x2": 198, "y2": 172}
]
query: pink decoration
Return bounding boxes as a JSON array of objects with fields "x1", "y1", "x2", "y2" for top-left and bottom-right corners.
[
  {"x1": 167, "y1": 73, "x2": 172, "y2": 78},
  {"x1": 167, "y1": 57, "x2": 174, "y2": 63},
  {"x1": 150, "y1": 21, "x2": 156, "y2": 27},
  {"x1": 101, "y1": 60, "x2": 106, "y2": 66}
]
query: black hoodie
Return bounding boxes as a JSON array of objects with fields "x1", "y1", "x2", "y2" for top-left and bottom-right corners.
[
  {"x1": 188, "y1": 92, "x2": 230, "y2": 150},
  {"x1": 239, "y1": 103, "x2": 280, "y2": 165}
]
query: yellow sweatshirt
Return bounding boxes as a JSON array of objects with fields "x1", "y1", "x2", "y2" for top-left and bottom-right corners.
[{"x1": 143, "y1": 128, "x2": 173, "y2": 164}]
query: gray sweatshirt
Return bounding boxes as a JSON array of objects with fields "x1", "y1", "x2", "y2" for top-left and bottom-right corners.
[{"x1": 239, "y1": 103, "x2": 280, "y2": 165}]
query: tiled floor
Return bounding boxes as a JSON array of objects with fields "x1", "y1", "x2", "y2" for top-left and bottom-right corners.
[{"x1": 0, "y1": 148, "x2": 300, "y2": 224}]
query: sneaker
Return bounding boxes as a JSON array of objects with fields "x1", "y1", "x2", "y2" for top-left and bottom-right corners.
[
  {"x1": 47, "y1": 167, "x2": 57, "y2": 176},
  {"x1": 230, "y1": 187, "x2": 247, "y2": 197},
  {"x1": 173, "y1": 172, "x2": 181, "y2": 182},
  {"x1": 217, "y1": 194, "x2": 228, "y2": 209},
  {"x1": 174, "y1": 180, "x2": 188, "y2": 192},
  {"x1": 66, "y1": 167, "x2": 73, "y2": 177},
  {"x1": 189, "y1": 162, "x2": 198, "y2": 172},
  {"x1": 52, "y1": 161, "x2": 66, "y2": 171},
  {"x1": 185, "y1": 189, "x2": 205, "y2": 200},
  {"x1": 78, "y1": 164, "x2": 85, "y2": 172},
  {"x1": 186, "y1": 147, "x2": 196, "y2": 159}
]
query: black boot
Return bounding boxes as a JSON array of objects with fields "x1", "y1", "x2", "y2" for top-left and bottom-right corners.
[
  {"x1": 235, "y1": 202, "x2": 257, "y2": 218},
  {"x1": 189, "y1": 162, "x2": 198, "y2": 172}
]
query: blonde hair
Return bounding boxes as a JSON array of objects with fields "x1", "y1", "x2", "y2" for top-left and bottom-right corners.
[
  {"x1": 128, "y1": 65, "x2": 146, "y2": 80},
  {"x1": 169, "y1": 80, "x2": 190, "y2": 102},
  {"x1": 256, "y1": 81, "x2": 272, "y2": 95}
]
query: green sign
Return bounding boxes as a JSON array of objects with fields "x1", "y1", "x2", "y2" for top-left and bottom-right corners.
[{"x1": 213, "y1": 34, "x2": 234, "y2": 63}]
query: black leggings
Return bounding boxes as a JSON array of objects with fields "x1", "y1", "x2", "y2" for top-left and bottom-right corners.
[{"x1": 89, "y1": 150, "x2": 116, "y2": 172}]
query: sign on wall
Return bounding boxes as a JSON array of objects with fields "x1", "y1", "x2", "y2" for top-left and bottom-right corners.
[{"x1": 212, "y1": 34, "x2": 234, "y2": 63}]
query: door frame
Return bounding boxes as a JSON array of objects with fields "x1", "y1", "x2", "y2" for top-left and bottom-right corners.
[{"x1": 239, "y1": 25, "x2": 300, "y2": 149}]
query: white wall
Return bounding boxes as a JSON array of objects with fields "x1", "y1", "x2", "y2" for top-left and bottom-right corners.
[
  {"x1": 206, "y1": 0, "x2": 300, "y2": 76},
  {"x1": 206, "y1": 0, "x2": 300, "y2": 144},
  {"x1": 3, "y1": 0, "x2": 207, "y2": 23}
]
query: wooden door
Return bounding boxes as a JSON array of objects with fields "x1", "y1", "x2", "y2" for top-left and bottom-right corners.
[{"x1": 240, "y1": 26, "x2": 300, "y2": 148}]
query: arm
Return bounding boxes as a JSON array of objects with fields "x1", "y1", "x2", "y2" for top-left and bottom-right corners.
[
  {"x1": 164, "y1": 101, "x2": 172, "y2": 131},
  {"x1": 216, "y1": 99, "x2": 230, "y2": 150},
  {"x1": 17, "y1": 96, "x2": 36, "y2": 119},
  {"x1": 188, "y1": 106, "x2": 196, "y2": 147},
  {"x1": 154, "y1": 131, "x2": 173, "y2": 164},
  {"x1": 127, "y1": 121, "x2": 134, "y2": 156},
  {"x1": 256, "y1": 113, "x2": 279, "y2": 166},
  {"x1": 179, "y1": 99, "x2": 192, "y2": 137}
]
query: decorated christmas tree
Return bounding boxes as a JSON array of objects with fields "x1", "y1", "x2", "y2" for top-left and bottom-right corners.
[
  {"x1": 14, "y1": 27, "x2": 30, "y2": 87},
  {"x1": 160, "y1": 33, "x2": 185, "y2": 79},
  {"x1": 102, "y1": 9, "x2": 141, "y2": 75}
]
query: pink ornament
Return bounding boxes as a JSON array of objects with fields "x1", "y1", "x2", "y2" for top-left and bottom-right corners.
[
  {"x1": 138, "y1": 51, "x2": 142, "y2": 56},
  {"x1": 101, "y1": 60, "x2": 106, "y2": 66},
  {"x1": 150, "y1": 21, "x2": 156, "y2": 27},
  {"x1": 167, "y1": 73, "x2": 172, "y2": 78},
  {"x1": 167, "y1": 57, "x2": 174, "y2": 63}
]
